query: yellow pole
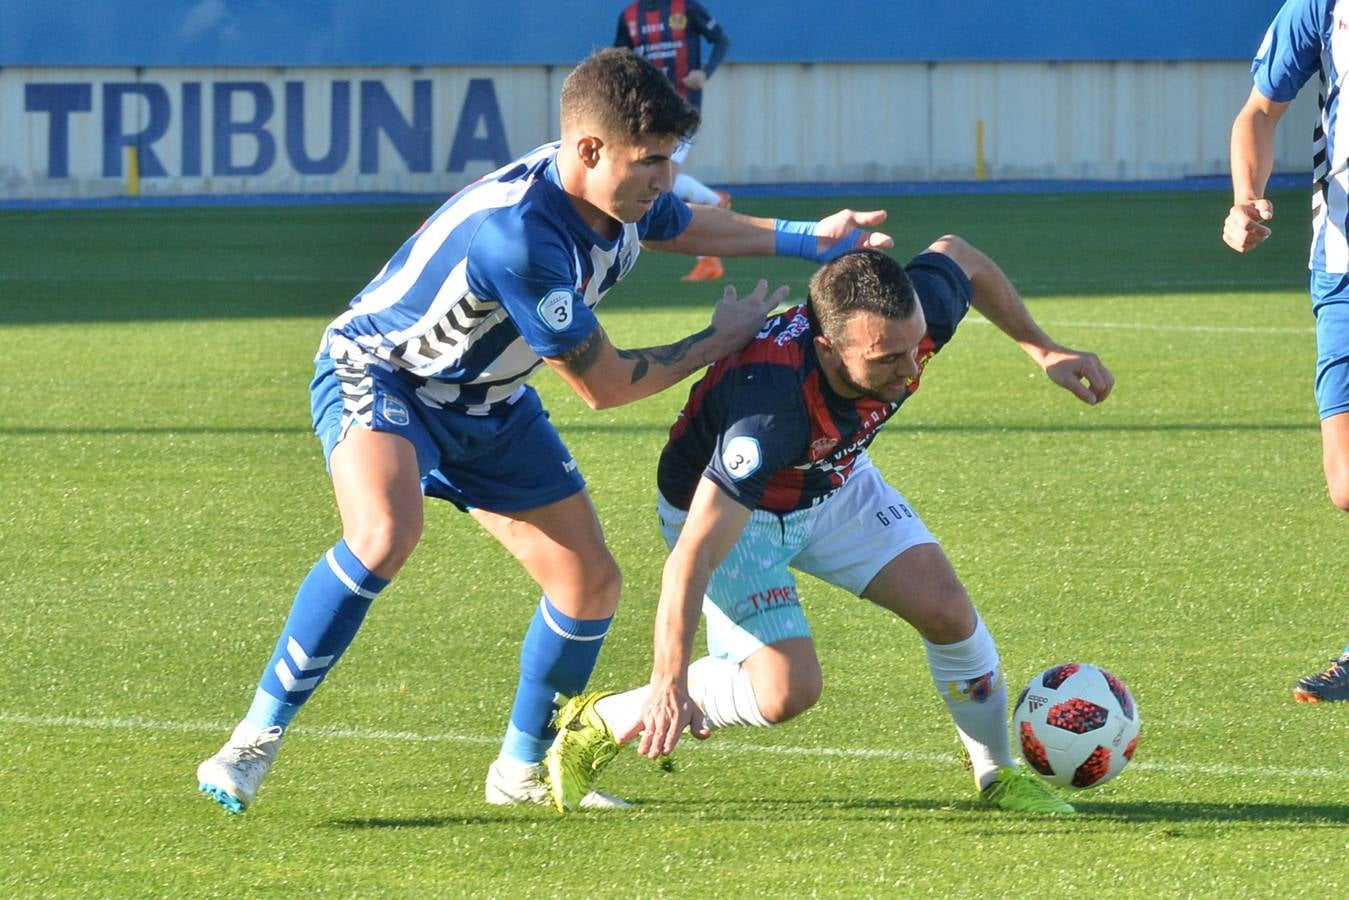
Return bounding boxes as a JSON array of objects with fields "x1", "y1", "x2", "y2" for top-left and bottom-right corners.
[
  {"x1": 975, "y1": 119, "x2": 986, "y2": 181},
  {"x1": 127, "y1": 146, "x2": 140, "y2": 196}
]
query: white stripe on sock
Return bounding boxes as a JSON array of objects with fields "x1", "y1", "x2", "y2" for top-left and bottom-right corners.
[
  {"x1": 325, "y1": 548, "x2": 380, "y2": 600},
  {"x1": 537, "y1": 598, "x2": 610, "y2": 642}
]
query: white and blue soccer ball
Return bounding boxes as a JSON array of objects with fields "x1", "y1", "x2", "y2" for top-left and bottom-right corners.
[{"x1": 1012, "y1": 662, "x2": 1140, "y2": 789}]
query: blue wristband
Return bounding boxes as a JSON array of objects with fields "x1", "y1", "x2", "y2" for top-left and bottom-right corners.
[
  {"x1": 774, "y1": 219, "x2": 861, "y2": 262},
  {"x1": 773, "y1": 219, "x2": 818, "y2": 259}
]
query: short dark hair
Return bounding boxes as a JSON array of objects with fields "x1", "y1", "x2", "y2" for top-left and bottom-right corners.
[
  {"x1": 806, "y1": 249, "x2": 918, "y2": 344},
  {"x1": 561, "y1": 48, "x2": 700, "y2": 143}
]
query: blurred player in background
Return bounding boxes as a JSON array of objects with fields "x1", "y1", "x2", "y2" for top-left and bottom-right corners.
[
  {"x1": 615, "y1": 0, "x2": 733, "y2": 282},
  {"x1": 195, "y1": 47, "x2": 895, "y2": 815},
  {"x1": 546, "y1": 240, "x2": 1114, "y2": 815},
  {"x1": 1224, "y1": 0, "x2": 1349, "y2": 703}
]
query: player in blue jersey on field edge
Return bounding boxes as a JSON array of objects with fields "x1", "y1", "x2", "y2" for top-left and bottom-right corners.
[
  {"x1": 1224, "y1": 0, "x2": 1349, "y2": 703},
  {"x1": 195, "y1": 47, "x2": 895, "y2": 814},
  {"x1": 546, "y1": 241, "x2": 1114, "y2": 815}
]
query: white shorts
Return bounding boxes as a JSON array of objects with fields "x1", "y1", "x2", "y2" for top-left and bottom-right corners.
[{"x1": 657, "y1": 455, "x2": 937, "y2": 663}]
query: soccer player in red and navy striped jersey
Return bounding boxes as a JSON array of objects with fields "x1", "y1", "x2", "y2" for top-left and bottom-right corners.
[
  {"x1": 615, "y1": 0, "x2": 733, "y2": 281},
  {"x1": 548, "y1": 240, "x2": 1115, "y2": 814},
  {"x1": 615, "y1": 0, "x2": 729, "y2": 111}
]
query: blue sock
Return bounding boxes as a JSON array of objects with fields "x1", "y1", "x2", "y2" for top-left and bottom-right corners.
[
  {"x1": 243, "y1": 540, "x2": 389, "y2": 730},
  {"x1": 500, "y1": 596, "x2": 612, "y2": 764}
]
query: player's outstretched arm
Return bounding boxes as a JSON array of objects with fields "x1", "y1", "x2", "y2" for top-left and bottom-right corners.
[
  {"x1": 1225, "y1": 86, "x2": 1288, "y2": 254},
  {"x1": 932, "y1": 234, "x2": 1115, "y2": 406},
  {"x1": 630, "y1": 477, "x2": 753, "y2": 759},
  {"x1": 542, "y1": 280, "x2": 788, "y2": 409},
  {"x1": 645, "y1": 207, "x2": 893, "y2": 261}
]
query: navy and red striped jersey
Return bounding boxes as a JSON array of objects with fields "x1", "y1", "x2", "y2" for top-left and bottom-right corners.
[
  {"x1": 614, "y1": 0, "x2": 729, "y2": 110},
  {"x1": 657, "y1": 252, "x2": 972, "y2": 513}
]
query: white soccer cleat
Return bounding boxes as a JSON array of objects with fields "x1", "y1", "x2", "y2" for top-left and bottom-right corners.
[
  {"x1": 484, "y1": 758, "x2": 630, "y2": 810},
  {"x1": 197, "y1": 721, "x2": 285, "y2": 814}
]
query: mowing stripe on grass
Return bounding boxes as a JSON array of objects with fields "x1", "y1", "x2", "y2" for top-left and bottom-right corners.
[
  {"x1": 1, "y1": 711, "x2": 1341, "y2": 781},
  {"x1": 964, "y1": 318, "x2": 1316, "y2": 336}
]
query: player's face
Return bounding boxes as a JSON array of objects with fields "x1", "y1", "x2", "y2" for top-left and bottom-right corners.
[
  {"x1": 590, "y1": 134, "x2": 679, "y2": 224},
  {"x1": 817, "y1": 306, "x2": 928, "y2": 403}
]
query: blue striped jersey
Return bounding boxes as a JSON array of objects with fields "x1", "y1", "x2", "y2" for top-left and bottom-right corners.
[
  {"x1": 318, "y1": 142, "x2": 692, "y2": 413},
  {"x1": 1252, "y1": 0, "x2": 1349, "y2": 272}
]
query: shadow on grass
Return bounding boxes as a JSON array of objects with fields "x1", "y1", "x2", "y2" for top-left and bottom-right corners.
[
  {"x1": 0, "y1": 188, "x2": 1311, "y2": 325},
  {"x1": 1064, "y1": 799, "x2": 1348, "y2": 825},
  {"x1": 644, "y1": 796, "x2": 1349, "y2": 830},
  {"x1": 328, "y1": 815, "x2": 537, "y2": 829},
  {"x1": 325, "y1": 798, "x2": 1345, "y2": 830}
]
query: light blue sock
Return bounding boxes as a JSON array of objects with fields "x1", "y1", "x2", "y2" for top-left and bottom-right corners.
[
  {"x1": 243, "y1": 540, "x2": 389, "y2": 730},
  {"x1": 499, "y1": 596, "x2": 611, "y2": 764}
]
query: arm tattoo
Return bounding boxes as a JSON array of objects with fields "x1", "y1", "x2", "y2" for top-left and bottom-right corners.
[
  {"x1": 617, "y1": 326, "x2": 716, "y2": 384},
  {"x1": 557, "y1": 329, "x2": 605, "y2": 376}
]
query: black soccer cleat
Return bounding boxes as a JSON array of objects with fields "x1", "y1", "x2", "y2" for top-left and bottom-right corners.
[{"x1": 1293, "y1": 653, "x2": 1349, "y2": 703}]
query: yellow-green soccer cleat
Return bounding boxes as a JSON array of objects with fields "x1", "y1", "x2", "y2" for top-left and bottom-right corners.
[
  {"x1": 546, "y1": 691, "x2": 621, "y2": 813},
  {"x1": 980, "y1": 766, "x2": 1075, "y2": 814}
]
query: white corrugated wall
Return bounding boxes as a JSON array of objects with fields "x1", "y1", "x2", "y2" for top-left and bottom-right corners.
[
  {"x1": 692, "y1": 61, "x2": 1317, "y2": 185},
  {"x1": 0, "y1": 61, "x2": 1318, "y2": 200}
]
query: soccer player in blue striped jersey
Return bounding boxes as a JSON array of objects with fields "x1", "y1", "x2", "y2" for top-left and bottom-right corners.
[
  {"x1": 1225, "y1": 0, "x2": 1349, "y2": 703},
  {"x1": 545, "y1": 241, "x2": 1114, "y2": 814},
  {"x1": 196, "y1": 47, "x2": 895, "y2": 814}
]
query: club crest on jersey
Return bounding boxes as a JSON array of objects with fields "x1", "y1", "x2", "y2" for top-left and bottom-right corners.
[
  {"x1": 774, "y1": 311, "x2": 811, "y2": 346},
  {"x1": 809, "y1": 437, "x2": 839, "y2": 461},
  {"x1": 906, "y1": 346, "x2": 937, "y2": 388},
  {"x1": 537, "y1": 289, "x2": 575, "y2": 332},
  {"x1": 721, "y1": 435, "x2": 762, "y2": 480},
  {"x1": 380, "y1": 396, "x2": 410, "y2": 427},
  {"x1": 669, "y1": 12, "x2": 688, "y2": 29}
]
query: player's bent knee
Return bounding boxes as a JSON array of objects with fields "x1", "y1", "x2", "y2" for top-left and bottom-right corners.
[
  {"x1": 545, "y1": 552, "x2": 622, "y2": 618},
  {"x1": 755, "y1": 668, "x2": 823, "y2": 724},
  {"x1": 343, "y1": 514, "x2": 423, "y2": 577},
  {"x1": 910, "y1": 591, "x2": 978, "y2": 645},
  {"x1": 1324, "y1": 461, "x2": 1349, "y2": 511},
  {"x1": 579, "y1": 552, "x2": 622, "y2": 602}
]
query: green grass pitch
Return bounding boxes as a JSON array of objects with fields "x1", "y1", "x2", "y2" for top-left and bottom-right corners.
[{"x1": 1, "y1": 188, "x2": 1345, "y2": 896}]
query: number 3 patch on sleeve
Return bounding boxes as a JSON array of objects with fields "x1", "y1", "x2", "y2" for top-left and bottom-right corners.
[
  {"x1": 721, "y1": 435, "x2": 762, "y2": 480},
  {"x1": 537, "y1": 289, "x2": 576, "y2": 332}
]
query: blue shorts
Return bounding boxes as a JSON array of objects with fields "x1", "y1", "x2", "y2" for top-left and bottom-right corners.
[
  {"x1": 309, "y1": 356, "x2": 586, "y2": 513},
  {"x1": 1311, "y1": 272, "x2": 1349, "y2": 419}
]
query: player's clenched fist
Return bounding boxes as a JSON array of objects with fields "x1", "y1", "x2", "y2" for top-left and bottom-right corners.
[{"x1": 1223, "y1": 199, "x2": 1274, "y2": 253}]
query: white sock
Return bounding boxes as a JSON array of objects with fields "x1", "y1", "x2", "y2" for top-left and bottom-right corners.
[
  {"x1": 688, "y1": 656, "x2": 771, "y2": 728},
  {"x1": 594, "y1": 687, "x2": 649, "y2": 742},
  {"x1": 592, "y1": 656, "x2": 771, "y2": 741},
  {"x1": 674, "y1": 172, "x2": 722, "y2": 206},
  {"x1": 491, "y1": 754, "x2": 539, "y2": 776},
  {"x1": 923, "y1": 617, "x2": 1013, "y2": 790}
]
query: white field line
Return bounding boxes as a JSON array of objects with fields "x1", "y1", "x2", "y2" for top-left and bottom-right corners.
[{"x1": 1, "y1": 711, "x2": 1341, "y2": 782}]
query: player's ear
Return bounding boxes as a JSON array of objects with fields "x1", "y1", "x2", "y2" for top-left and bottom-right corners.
[{"x1": 576, "y1": 135, "x2": 604, "y2": 169}]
